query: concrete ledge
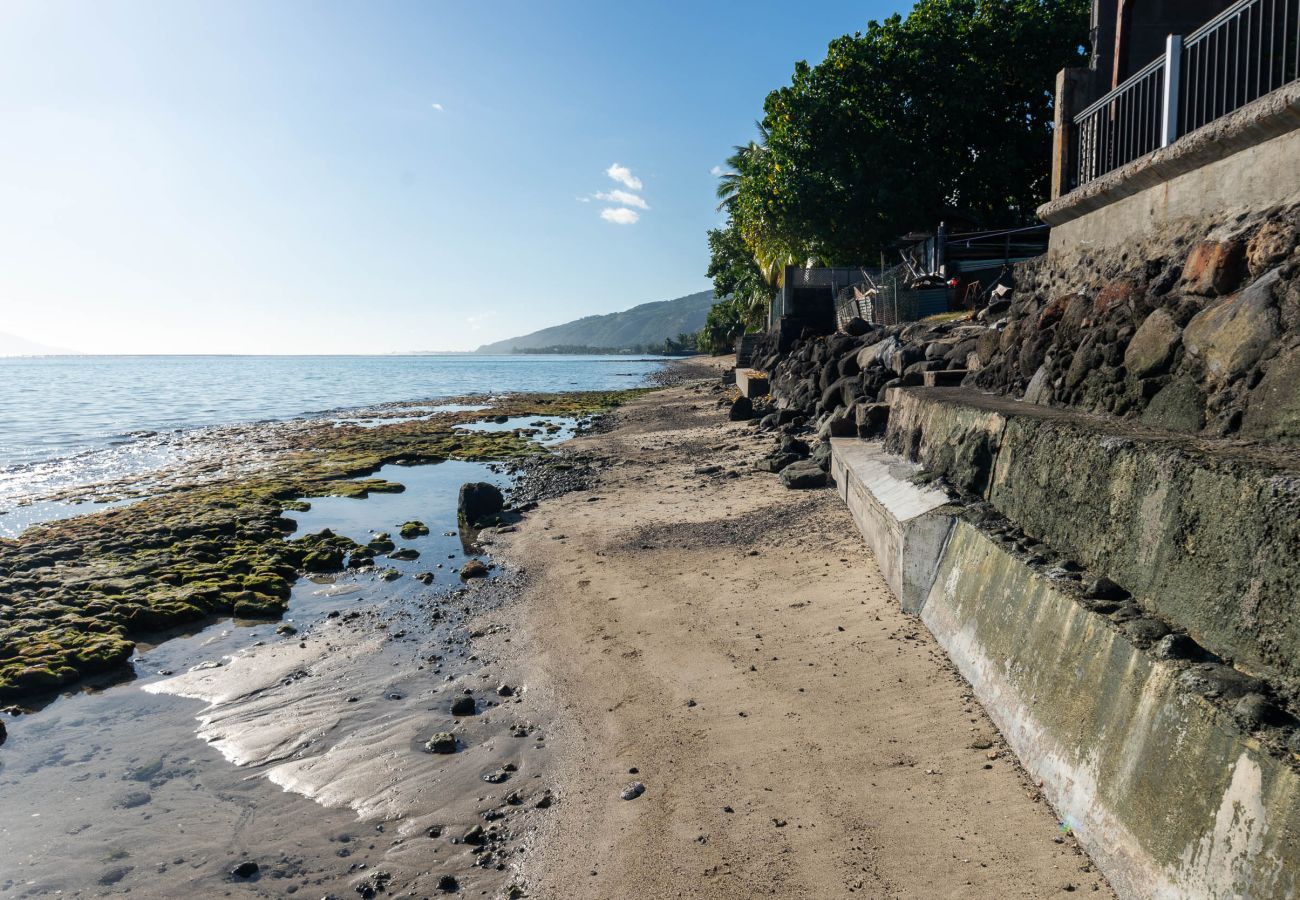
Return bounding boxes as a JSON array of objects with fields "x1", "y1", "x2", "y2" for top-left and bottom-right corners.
[
  {"x1": 827, "y1": 443, "x2": 1300, "y2": 898},
  {"x1": 735, "y1": 369, "x2": 770, "y2": 398},
  {"x1": 829, "y1": 438, "x2": 954, "y2": 614},
  {"x1": 924, "y1": 521, "x2": 1300, "y2": 900},
  {"x1": 883, "y1": 387, "x2": 1300, "y2": 686},
  {"x1": 1038, "y1": 83, "x2": 1300, "y2": 254}
]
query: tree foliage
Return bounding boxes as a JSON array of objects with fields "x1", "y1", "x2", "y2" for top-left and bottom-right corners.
[{"x1": 714, "y1": 0, "x2": 1089, "y2": 273}]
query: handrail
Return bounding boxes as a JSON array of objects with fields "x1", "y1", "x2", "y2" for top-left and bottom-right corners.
[
  {"x1": 1070, "y1": 0, "x2": 1300, "y2": 189},
  {"x1": 1074, "y1": 56, "x2": 1166, "y2": 123}
]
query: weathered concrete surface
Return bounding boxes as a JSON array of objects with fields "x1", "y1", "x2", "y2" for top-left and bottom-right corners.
[
  {"x1": 828, "y1": 442, "x2": 1300, "y2": 898},
  {"x1": 922, "y1": 520, "x2": 1300, "y2": 900},
  {"x1": 883, "y1": 388, "x2": 1300, "y2": 688},
  {"x1": 1040, "y1": 83, "x2": 1300, "y2": 254},
  {"x1": 828, "y1": 439, "x2": 954, "y2": 613},
  {"x1": 735, "y1": 368, "x2": 770, "y2": 398}
]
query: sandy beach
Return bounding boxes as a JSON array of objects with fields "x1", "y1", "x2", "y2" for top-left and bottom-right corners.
[{"x1": 503, "y1": 358, "x2": 1113, "y2": 898}]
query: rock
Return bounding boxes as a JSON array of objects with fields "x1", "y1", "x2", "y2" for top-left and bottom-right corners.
[
  {"x1": 854, "y1": 403, "x2": 890, "y2": 438},
  {"x1": 780, "y1": 460, "x2": 827, "y2": 490},
  {"x1": 811, "y1": 441, "x2": 832, "y2": 471},
  {"x1": 230, "y1": 861, "x2": 259, "y2": 880},
  {"x1": 1241, "y1": 344, "x2": 1300, "y2": 443},
  {"x1": 451, "y1": 695, "x2": 477, "y2": 716},
  {"x1": 458, "y1": 482, "x2": 504, "y2": 529},
  {"x1": 399, "y1": 520, "x2": 429, "y2": 538},
  {"x1": 415, "y1": 572, "x2": 435, "y2": 585},
  {"x1": 275, "y1": 623, "x2": 297, "y2": 636},
  {"x1": 620, "y1": 781, "x2": 646, "y2": 800},
  {"x1": 425, "y1": 731, "x2": 458, "y2": 753},
  {"x1": 1084, "y1": 577, "x2": 1128, "y2": 601},
  {"x1": 459, "y1": 559, "x2": 489, "y2": 579},
  {"x1": 1023, "y1": 365, "x2": 1052, "y2": 404},
  {"x1": 1183, "y1": 268, "x2": 1281, "y2": 383},
  {"x1": 728, "y1": 395, "x2": 755, "y2": 421},
  {"x1": 843, "y1": 316, "x2": 872, "y2": 336},
  {"x1": 1182, "y1": 240, "x2": 1246, "y2": 296},
  {"x1": 0, "y1": 719, "x2": 5, "y2": 746},
  {"x1": 437, "y1": 874, "x2": 460, "y2": 892},
  {"x1": 756, "y1": 452, "x2": 800, "y2": 473},
  {"x1": 1123, "y1": 308, "x2": 1181, "y2": 378},
  {"x1": 389, "y1": 548, "x2": 420, "y2": 560},
  {"x1": 1152, "y1": 633, "x2": 1201, "y2": 661},
  {"x1": 817, "y1": 407, "x2": 856, "y2": 439},
  {"x1": 1141, "y1": 376, "x2": 1207, "y2": 432},
  {"x1": 779, "y1": 435, "x2": 811, "y2": 457},
  {"x1": 379, "y1": 568, "x2": 402, "y2": 582},
  {"x1": 856, "y1": 336, "x2": 898, "y2": 371},
  {"x1": 1247, "y1": 222, "x2": 1298, "y2": 276},
  {"x1": 496, "y1": 683, "x2": 514, "y2": 697}
]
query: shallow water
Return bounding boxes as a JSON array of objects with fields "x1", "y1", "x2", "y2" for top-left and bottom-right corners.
[
  {"x1": 0, "y1": 354, "x2": 662, "y2": 529},
  {"x1": 0, "y1": 457, "x2": 538, "y2": 897}
]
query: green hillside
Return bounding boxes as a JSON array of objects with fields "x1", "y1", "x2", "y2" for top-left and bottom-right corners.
[{"x1": 474, "y1": 291, "x2": 713, "y2": 354}]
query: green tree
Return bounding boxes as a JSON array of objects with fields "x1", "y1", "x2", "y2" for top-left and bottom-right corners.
[{"x1": 721, "y1": 0, "x2": 1089, "y2": 266}]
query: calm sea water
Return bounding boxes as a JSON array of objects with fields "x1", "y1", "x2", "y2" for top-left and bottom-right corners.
[{"x1": 0, "y1": 354, "x2": 665, "y2": 531}]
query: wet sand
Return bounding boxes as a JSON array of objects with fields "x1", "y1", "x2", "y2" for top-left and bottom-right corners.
[{"x1": 503, "y1": 359, "x2": 1115, "y2": 898}]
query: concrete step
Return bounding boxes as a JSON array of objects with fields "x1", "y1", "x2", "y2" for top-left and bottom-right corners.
[{"x1": 829, "y1": 432, "x2": 1300, "y2": 900}]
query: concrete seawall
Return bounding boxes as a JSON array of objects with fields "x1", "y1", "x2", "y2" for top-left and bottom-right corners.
[
  {"x1": 883, "y1": 387, "x2": 1300, "y2": 689},
  {"x1": 831, "y1": 409, "x2": 1300, "y2": 898}
]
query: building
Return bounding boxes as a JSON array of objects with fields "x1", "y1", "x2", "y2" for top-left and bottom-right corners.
[{"x1": 1044, "y1": 0, "x2": 1300, "y2": 252}]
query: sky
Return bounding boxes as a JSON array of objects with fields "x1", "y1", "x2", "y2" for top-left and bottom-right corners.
[{"x1": 0, "y1": 0, "x2": 905, "y2": 354}]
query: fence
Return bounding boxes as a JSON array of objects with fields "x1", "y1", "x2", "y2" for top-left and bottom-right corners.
[
  {"x1": 1073, "y1": 0, "x2": 1300, "y2": 188},
  {"x1": 836, "y1": 269, "x2": 950, "y2": 328}
]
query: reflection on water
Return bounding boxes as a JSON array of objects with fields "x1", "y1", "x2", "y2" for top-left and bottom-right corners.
[{"x1": 0, "y1": 457, "x2": 508, "y2": 897}]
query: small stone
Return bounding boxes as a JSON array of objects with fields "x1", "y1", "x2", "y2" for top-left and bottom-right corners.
[
  {"x1": 451, "y1": 695, "x2": 477, "y2": 716},
  {"x1": 496, "y1": 683, "x2": 515, "y2": 697},
  {"x1": 425, "y1": 732, "x2": 458, "y2": 754},
  {"x1": 460, "y1": 559, "x2": 489, "y2": 580},
  {"x1": 620, "y1": 781, "x2": 645, "y2": 800},
  {"x1": 230, "y1": 861, "x2": 259, "y2": 879},
  {"x1": 462, "y1": 825, "x2": 486, "y2": 845},
  {"x1": 436, "y1": 873, "x2": 459, "y2": 892}
]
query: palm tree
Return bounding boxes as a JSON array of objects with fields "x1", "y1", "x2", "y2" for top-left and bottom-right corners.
[{"x1": 714, "y1": 122, "x2": 770, "y2": 215}]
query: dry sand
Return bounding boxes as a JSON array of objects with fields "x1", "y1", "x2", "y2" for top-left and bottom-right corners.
[{"x1": 504, "y1": 359, "x2": 1114, "y2": 899}]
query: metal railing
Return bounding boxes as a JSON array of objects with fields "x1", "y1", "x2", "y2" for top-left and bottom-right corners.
[
  {"x1": 1074, "y1": 56, "x2": 1167, "y2": 185},
  {"x1": 1073, "y1": 0, "x2": 1300, "y2": 188},
  {"x1": 1182, "y1": 0, "x2": 1300, "y2": 133}
]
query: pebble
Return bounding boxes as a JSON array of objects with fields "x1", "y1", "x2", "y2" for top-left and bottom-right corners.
[
  {"x1": 620, "y1": 781, "x2": 645, "y2": 800},
  {"x1": 230, "y1": 861, "x2": 259, "y2": 879}
]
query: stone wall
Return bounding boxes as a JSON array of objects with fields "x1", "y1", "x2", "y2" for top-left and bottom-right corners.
[{"x1": 975, "y1": 201, "x2": 1300, "y2": 445}]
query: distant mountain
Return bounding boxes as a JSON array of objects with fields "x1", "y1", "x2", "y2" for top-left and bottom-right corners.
[
  {"x1": 0, "y1": 331, "x2": 75, "y2": 357},
  {"x1": 474, "y1": 291, "x2": 714, "y2": 354}
]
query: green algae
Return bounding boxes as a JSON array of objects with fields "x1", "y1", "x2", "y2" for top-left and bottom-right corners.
[{"x1": 0, "y1": 389, "x2": 651, "y2": 702}]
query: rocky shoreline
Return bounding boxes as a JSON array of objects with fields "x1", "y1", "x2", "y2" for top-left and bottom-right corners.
[{"x1": 0, "y1": 389, "x2": 646, "y2": 705}]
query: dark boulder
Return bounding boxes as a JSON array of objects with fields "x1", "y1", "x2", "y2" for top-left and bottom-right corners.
[
  {"x1": 458, "y1": 482, "x2": 504, "y2": 529},
  {"x1": 843, "y1": 316, "x2": 873, "y2": 337},
  {"x1": 728, "y1": 396, "x2": 755, "y2": 421},
  {"x1": 781, "y1": 459, "x2": 827, "y2": 489}
]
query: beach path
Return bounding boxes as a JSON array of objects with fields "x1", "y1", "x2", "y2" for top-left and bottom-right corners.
[{"x1": 506, "y1": 368, "x2": 1113, "y2": 898}]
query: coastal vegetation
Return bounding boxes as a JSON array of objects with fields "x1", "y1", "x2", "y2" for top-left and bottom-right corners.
[
  {"x1": 0, "y1": 390, "x2": 650, "y2": 703},
  {"x1": 703, "y1": 0, "x2": 1090, "y2": 348}
]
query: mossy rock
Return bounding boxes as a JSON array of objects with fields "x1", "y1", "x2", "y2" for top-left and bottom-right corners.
[{"x1": 398, "y1": 521, "x2": 429, "y2": 538}]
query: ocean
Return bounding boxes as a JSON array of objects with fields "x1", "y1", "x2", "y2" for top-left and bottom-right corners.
[{"x1": 0, "y1": 353, "x2": 667, "y2": 536}]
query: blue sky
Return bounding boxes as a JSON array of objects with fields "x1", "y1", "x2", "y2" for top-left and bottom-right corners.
[{"x1": 0, "y1": 0, "x2": 904, "y2": 353}]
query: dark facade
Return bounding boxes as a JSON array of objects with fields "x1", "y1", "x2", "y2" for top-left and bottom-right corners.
[{"x1": 1092, "y1": 0, "x2": 1236, "y2": 87}]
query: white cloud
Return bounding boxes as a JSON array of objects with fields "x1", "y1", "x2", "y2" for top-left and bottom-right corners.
[
  {"x1": 431, "y1": 103, "x2": 444, "y2": 111},
  {"x1": 710, "y1": 165, "x2": 724, "y2": 176},
  {"x1": 600, "y1": 207, "x2": 640, "y2": 225},
  {"x1": 605, "y1": 163, "x2": 642, "y2": 191},
  {"x1": 466, "y1": 310, "x2": 498, "y2": 331},
  {"x1": 594, "y1": 189, "x2": 648, "y2": 209}
]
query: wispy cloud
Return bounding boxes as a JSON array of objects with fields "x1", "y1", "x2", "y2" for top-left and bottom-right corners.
[
  {"x1": 605, "y1": 163, "x2": 642, "y2": 191},
  {"x1": 710, "y1": 165, "x2": 724, "y2": 176},
  {"x1": 600, "y1": 207, "x2": 640, "y2": 225},
  {"x1": 431, "y1": 103, "x2": 444, "y2": 111},
  {"x1": 594, "y1": 189, "x2": 648, "y2": 209},
  {"x1": 466, "y1": 310, "x2": 498, "y2": 331}
]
